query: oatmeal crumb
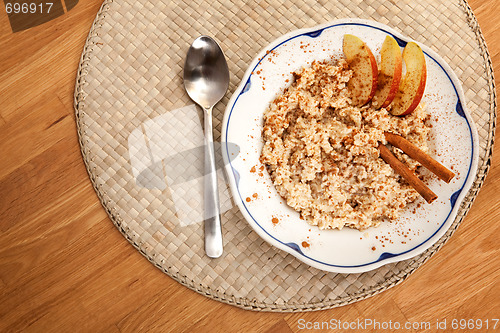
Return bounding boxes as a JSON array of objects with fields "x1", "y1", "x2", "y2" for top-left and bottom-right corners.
[{"x1": 259, "y1": 59, "x2": 430, "y2": 230}]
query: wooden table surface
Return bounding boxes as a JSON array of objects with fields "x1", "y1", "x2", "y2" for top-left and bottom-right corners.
[{"x1": 1, "y1": 1, "x2": 498, "y2": 332}]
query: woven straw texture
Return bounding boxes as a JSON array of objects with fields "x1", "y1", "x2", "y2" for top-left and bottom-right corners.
[{"x1": 74, "y1": 0, "x2": 496, "y2": 311}]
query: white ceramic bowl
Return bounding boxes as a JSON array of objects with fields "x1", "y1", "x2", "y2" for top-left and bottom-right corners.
[{"x1": 222, "y1": 18, "x2": 479, "y2": 273}]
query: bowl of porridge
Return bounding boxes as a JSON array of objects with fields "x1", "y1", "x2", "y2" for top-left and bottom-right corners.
[{"x1": 221, "y1": 18, "x2": 479, "y2": 273}]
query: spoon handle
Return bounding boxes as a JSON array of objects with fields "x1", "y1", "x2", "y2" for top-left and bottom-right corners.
[{"x1": 203, "y1": 106, "x2": 223, "y2": 258}]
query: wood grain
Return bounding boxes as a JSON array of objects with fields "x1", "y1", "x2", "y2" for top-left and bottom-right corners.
[{"x1": 0, "y1": 0, "x2": 498, "y2": 332}]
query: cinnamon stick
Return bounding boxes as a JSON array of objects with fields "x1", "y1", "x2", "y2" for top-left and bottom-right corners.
[
  {"x1": 384, "y1": 132, "x2": 455, "y2": 183},
  {"x1": 378, "y1": 143, "x2": 437, "y2": 204}
]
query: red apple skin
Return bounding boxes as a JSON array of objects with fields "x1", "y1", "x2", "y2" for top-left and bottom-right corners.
[
  {"x1": 343, "y1": 34, "x2": 378, "y2": 106},
  {"x1": 399, "y1": 64, "x2": 427, "y2": 116},
  {"x1": 372, "y1": 35, "x2": 403, "y2": 109},
  {"x1": 390, "y1": 42, "x2": 427, "y2": 116}
]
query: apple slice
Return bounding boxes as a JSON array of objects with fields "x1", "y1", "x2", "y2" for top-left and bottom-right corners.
[
  {"x1": 372, "y1": 35, "x2": 403, "y2": 109},
  {"x1": 390, "y1": 42, "x2": 427, "y2": 116},
  {"x1": 343, "y1": 34, "x2": 378, "y2": 106}
]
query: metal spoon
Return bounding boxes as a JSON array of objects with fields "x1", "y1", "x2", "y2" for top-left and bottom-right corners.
[{"x1": 183, "y1": 36, "x2": 229, "y2": 258}]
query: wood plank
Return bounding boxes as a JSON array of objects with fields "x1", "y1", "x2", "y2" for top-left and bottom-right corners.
[
  {"x1": 0, "y1": 129, "x2": 86, "y2": 234},
  {"x1": 116, "y1": 282, "x2": 223, "y2": 332},
  {"x1": 0, "y1": 90, "x2": 70, "y2": 181},
  {"x1": 0, "y1": 0, "x2": 102, "y2": 122},
  {"x1": 0, "y1": 212, "x2": 109, "y2": 331},
  {"x1": 0, "y1": 183, "x2": 101, "y2": 286}
]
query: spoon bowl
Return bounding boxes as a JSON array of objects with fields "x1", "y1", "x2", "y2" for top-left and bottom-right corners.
[
  {"x1": 184, "y1": 36, "x2": 230, "y2": 109},
  {"x1": 183, "y1": 36, "x2": 230, "y2": 258}
]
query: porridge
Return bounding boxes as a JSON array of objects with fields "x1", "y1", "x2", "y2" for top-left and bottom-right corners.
[{"x1": 259, "y1": 59, "x2": 431, "y2": 230}]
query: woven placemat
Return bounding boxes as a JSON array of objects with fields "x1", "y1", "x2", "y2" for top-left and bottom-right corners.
[{"x1": 74, "y1": 0, "x2": 496, "y2": 311}]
